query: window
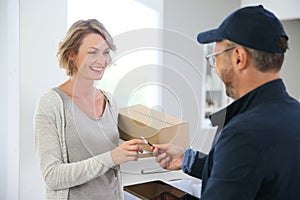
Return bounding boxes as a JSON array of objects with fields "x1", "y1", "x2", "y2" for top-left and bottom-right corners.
[{"x1": 68, "y1": 0, "x2": 163, "y2": 108}]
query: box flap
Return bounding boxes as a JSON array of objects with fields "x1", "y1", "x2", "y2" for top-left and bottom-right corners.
[{"x1": 119, "y1": 104, "x2": 185, "y2": 130}]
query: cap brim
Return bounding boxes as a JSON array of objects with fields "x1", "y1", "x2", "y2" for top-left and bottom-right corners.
[{"x1": 197, "y1": 29, "x2": 223, "y2": 44}]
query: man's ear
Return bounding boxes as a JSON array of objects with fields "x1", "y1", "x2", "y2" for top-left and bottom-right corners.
[{"x1": 232, "y1": 46, "x2": 248, "y2": 70}]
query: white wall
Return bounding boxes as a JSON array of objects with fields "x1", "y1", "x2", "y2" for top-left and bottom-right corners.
[
  {"x1": 281, "y1": 20, "x2": 300, "y2": 99},
  {"x1": 241, "y1": 0, "x2": 300, "y2": 20},
  {"x1": 0, "y1": 0, "x2": 9, "y2": 198},
  {"x1": 1, "y1": 0, "x2": 20, "y2": 199},
  {"x1": 19, "y1": 0, "x2": 68, "y2": 199}
]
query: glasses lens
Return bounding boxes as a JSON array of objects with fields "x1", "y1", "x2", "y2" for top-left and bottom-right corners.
[
  {"x1": 206, "y1": 55, "x2": 215, "y2": 68},
  {"x1": 211, "y1": 56, "x2": 216, "y2": 67}
]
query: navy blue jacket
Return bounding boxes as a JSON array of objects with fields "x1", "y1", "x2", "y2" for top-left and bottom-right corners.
[{"x1": 183, "y1": 79, "x2": 300, "y2": 199}]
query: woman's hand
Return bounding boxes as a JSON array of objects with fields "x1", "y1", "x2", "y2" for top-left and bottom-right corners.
[{"x1": 110, "y1": 139, "x2": 146, "y2": 165}]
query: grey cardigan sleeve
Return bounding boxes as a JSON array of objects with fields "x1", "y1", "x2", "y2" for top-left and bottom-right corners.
[{"x1": 34, "y1": 90, "x2": 117, "y2": 190}]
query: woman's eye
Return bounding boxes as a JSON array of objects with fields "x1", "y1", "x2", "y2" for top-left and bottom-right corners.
[
  {"x1": 87, "y1": 49, "x2": 110, "y2": 56},
  {"x1": 88, "y1": 51, "x2": 97, "y2": 55}
]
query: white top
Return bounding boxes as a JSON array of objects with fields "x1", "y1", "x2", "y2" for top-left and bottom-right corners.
[{"x1": 34, "y1": 88, "x2": 123, "y2": 200}]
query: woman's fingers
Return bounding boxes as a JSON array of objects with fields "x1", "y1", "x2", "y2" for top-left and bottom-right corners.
[
  {"x1": 119, "y1": 139, "x2": 147, "y2": 152},
  {"x1": 126, "y1": 138, "x2": 147, "y2": 145}
]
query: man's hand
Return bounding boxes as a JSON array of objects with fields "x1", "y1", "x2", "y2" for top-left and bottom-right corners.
[{"x1": 151, "y1": 143, "x2": 185, "y2": 170}]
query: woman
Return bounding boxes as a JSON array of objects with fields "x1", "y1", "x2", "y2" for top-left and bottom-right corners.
[{"x1": 34, "y1": 19, "x2": 146, "y2": 200}]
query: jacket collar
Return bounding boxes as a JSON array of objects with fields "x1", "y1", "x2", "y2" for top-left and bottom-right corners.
[{"x1": 209, "y1": 79, "x2": 287, "y2": 129}]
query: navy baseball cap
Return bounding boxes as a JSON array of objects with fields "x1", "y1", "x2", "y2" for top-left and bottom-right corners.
[{"x1": 197, "y1": 5, "x2": 288, "y2": 53}]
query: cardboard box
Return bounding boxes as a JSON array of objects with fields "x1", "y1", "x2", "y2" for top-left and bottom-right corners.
[{"x1": 118, "y1": 104, "x2": 190, "y2": 151}]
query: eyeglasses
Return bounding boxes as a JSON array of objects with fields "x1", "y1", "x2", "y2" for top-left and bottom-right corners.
[{"x1": 205, "y1": 46, "x2": 236, "y2": 68}]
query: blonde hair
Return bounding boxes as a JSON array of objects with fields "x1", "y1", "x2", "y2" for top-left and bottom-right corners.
[{"x1": 57, "y1": 19, "x2": 116, "y2": 76}]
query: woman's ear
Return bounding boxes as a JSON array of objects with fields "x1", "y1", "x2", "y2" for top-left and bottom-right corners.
[
  {"x1": 69, "y1": 52, "x2": 75, "y2": 62},
  {"x1": 68, "y1": 52, "x2": 78, "y2": 75}
]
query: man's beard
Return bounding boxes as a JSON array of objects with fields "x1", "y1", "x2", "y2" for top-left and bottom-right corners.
[{"x1": 218, "y1": 62, "x2": 237, "y2": 99}]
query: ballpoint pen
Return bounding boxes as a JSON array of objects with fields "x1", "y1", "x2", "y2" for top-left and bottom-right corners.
[{"x1": 140, "y1": 136, "x2": 153, "y2": 147}]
